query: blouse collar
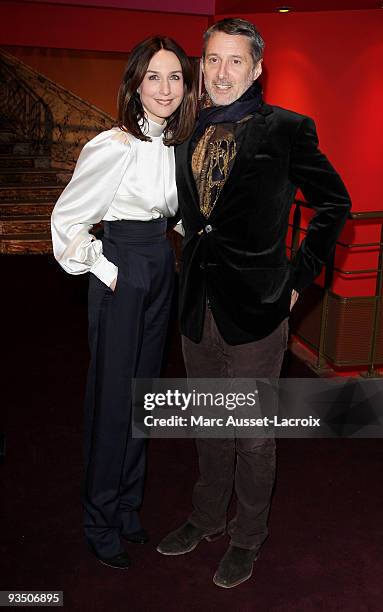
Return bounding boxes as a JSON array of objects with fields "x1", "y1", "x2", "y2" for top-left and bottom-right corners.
[{"x1": 143, "y1": 115, "x2": 166, "y2": 138}]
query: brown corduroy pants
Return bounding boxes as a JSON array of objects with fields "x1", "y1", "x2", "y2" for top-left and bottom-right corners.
[{"x1": 182, "y1": 305, "x2": 288, "y2": 551}]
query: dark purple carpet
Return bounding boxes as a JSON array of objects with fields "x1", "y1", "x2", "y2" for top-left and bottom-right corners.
[{"x1": 2, "y1": 255, "x2": 382, "y2": 611}]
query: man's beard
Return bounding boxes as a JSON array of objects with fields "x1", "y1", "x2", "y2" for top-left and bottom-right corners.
[{"x1": 207, "y1": 74, "x2": 254, "y2": 106}]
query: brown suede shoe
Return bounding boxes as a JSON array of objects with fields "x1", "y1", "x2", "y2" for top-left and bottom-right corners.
[
  {"x1": 213, "y1": 545, "x2": 258, "y2": 588},
  {"x1": 157, "y1": 521, "x2": 225, "y2": 556}
]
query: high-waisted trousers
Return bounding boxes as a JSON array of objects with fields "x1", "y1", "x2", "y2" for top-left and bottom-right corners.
[
  {"x1": 182, "y1": 305, "x2": 289, "y2": 552},
  {"x1": 83, "y1": 218, "x2": 174, "y2": 558}
]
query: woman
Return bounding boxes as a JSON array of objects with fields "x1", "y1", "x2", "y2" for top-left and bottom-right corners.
[{"x1": 51, "y1": 36, "x2": 196, "y2": 569}]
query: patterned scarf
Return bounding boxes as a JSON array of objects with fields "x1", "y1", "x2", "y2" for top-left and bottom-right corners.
[{"x1": 191, "y1": 82, "x2": 263, "y2": 218}]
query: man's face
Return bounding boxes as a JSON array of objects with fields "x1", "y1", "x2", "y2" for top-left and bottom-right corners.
[{"x1": 202, "y1": 31, "x2": 262, "y2": 106}]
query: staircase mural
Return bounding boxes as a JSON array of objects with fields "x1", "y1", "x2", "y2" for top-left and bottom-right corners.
[{"x1": 0, "y1": 49, "x2": 115, "y2": 254}]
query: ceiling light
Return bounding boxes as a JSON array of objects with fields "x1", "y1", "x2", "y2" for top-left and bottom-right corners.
[{"x1": 277, "y1": 6, "x2": 292, "y2": 12}]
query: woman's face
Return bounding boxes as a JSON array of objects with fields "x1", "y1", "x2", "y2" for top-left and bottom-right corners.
[{"x1": 138, "y1": 49, "x2": 184, "y2": 124}]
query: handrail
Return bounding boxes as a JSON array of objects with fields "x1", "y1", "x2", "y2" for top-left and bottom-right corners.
[
  {"x1": 0, "y1": 48, "x2": 115, "y2": 168},
  {"x1": 290, "y1": 199, "x2": 383, "y2": 375},
  {"x1": 289, "y1": 200, "x2": 383, "y2": 273},
  {"x1": 293, "y1": 199, "x2": 383, "y2": 220},
  {"x1": 0, "y1": 58, "x2": 53, "y2": 154}
]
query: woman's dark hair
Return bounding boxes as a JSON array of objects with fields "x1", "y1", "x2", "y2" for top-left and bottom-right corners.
[{"x1": 117, "y1": 36, "x2": 197, "y2": 146}]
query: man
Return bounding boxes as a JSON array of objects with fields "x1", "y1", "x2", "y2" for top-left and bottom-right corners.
[{"x1": 157, "y1": 18, "x2": 351, "y2": 588}]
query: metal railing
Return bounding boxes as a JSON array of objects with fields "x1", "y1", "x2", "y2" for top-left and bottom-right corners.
[
  {"x1": 0, "y1": 58, "x2": 53, "y2": 154},
  {"x1": 289, "y1": 201, "x2": 383, "y2": 375}
]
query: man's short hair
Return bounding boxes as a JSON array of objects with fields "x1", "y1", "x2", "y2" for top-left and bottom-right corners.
[{"x1": 203, "y1": 18, "x2": 265, "y2": 64}]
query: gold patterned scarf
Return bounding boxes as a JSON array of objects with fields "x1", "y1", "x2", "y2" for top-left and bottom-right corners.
[
  {"x1": 192, "y1": 123, "x2": 237, "y2": 218},
  {"x1": 190, "y1": 82, "x2": 263, "y2": 218}
]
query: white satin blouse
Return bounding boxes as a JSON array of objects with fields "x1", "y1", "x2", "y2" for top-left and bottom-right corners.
[{"x1": 51, "y1": 118, "x2": 178, "y2": 287}]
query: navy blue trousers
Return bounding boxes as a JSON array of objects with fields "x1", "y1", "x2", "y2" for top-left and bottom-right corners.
[{"x1": 83, "y1": 219, "x2": 174, "y2": 558}]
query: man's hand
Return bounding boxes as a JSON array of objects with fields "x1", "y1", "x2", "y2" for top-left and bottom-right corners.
[{"x1": 290, "y1": 289, "x2": 299, "y2": 311}]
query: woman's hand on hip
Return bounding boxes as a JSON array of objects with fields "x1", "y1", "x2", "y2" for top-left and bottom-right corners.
[{"x1": 110, "y1": 275, "x2": 118, "y2": 292}]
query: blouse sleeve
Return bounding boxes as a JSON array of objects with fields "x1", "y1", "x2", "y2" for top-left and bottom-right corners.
[{"x1": 51, "y1": 129, "x2": 132, "y2": 287}]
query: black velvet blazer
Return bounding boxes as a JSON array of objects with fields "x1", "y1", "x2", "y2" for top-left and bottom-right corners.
[{"x1": 176, "y1": 103, "x2": 351, "y2": 345}]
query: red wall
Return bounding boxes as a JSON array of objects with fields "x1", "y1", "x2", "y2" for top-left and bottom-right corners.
[
  {"x1": 0, "y1": 1, "x2": 208, "y2": 56},
  {"x1": 216, "y1": 11, "x2": 383, "y2": 214},
  {"x1": 18, "y1": 0, "x2": 214, "y2": 14}
]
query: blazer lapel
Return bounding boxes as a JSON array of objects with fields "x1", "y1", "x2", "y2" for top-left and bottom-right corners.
[{"x1": 175, "y1": 139, "x2": 201, "y2": 217}]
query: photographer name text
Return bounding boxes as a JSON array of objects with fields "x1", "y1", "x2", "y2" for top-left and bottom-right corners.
[{"x1": 143, "y1": 415, "x2": 321, "y2": 428}]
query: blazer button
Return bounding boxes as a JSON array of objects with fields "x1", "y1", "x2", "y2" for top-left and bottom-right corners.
[{"x1": 205, "y1": 224, "x2": 213, "y2": 233}]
